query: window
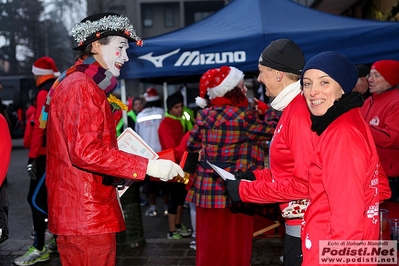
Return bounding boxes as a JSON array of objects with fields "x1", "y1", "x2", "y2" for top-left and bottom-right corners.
[
  {"x1": 142, "y1": 6, "x2": 153, "y2": 28},
  {"x1": 164, "y1": 6, "x2": 174, "y2": 27}
]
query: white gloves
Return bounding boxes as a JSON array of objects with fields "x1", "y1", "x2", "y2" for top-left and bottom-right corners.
[{"x1": 146, "y1": 159, "x2": 184, "y2": 182}]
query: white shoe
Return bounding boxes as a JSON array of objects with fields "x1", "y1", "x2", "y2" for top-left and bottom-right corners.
[
  {"x1": 45, "y1": 237, "x2": 58, "y2": 254},
  {"x1": 14, "y1": 246, "x2": 50, "y2": 265},
  {"x1": 189, "y1": 240, "x2": 196, "y2": 250},
  {"x1": 145, "y1": 208, "x2": 158, "y2": 217},
  {"x1": 177, "y1": 224, "x2": 192, "y2": 237}
]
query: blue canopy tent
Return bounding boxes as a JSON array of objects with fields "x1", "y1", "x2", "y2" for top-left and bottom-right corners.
[{"x1": 120, "y1": 0, "x2": 399, "y2": 82}]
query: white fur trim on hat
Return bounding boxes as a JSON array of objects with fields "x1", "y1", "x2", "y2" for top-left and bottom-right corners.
[
  {"x1": 144, "y1": 95, "x2": 160, "y2": 102},
  {"x1": 32, "y1": 66, "x2": 60, "y2": 77},
  {"x1": 32, "y1": 57, "x2": 60, "y2": 77},
  {"x1": 195, "y1": 96, "x2": 208, "y2": 108},
  {"x1": 208, "y1": 67, "x2": 244, "y2": 99},
  {"x1": 144, "y1": 87, "x2": 160, "y2": 102}
]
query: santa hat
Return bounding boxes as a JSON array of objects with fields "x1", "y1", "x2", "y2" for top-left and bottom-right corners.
[
  {"x1": 371, "y1": 60, "x2": 399, "y2": 87},
  {"x1": 195, "y1": 66, "x2": 244, "y2": 108},
  {"x1": 144, "y1": 87, "x2": 160, "y2": 102},
  {"x1": 32, "y1": 57, "x2": 60, "y2": 77}
]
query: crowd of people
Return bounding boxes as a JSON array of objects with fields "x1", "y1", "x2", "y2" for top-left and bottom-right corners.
[{"x1": 0, "y1": 10, "x2": 398, "y2": 266}]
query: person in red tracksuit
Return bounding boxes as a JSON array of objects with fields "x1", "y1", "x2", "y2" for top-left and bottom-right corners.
[
  {"x1": 23, "y1": 100, "x2": 36, "y2": 149},
  {"x1": 360, "y1": 60, "x2": 399, "y2": 202},
  {"x1": 227, "y1": 51, "x2": 391, "y2": 266},
  {"x1": 14, "y1": 57, "x2": 60, "y2": 266},
  {"x1": 224, "y1": 39, "x2": 314, "y2": 266},
  {"x1": 158, "y1": 91, "x2": 193, "y2": 240}
]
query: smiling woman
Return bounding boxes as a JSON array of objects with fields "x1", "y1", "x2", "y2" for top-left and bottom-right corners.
[
  {"x1": 302, "y1": 73, "x2": 344, "y2": 117},
  {"x1": 294, "y1": 51, "x2": 391, "y2": 265},
  {"x1": 301, "y1": 51, "x2": 358, "y2": 117}
]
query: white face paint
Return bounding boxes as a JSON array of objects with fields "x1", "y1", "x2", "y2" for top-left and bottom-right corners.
[{"x1": 100, "y1": 36, "x2": 130, "y2": 77}]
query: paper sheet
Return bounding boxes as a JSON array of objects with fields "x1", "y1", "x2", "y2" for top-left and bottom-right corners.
[
  {"x1": 206, "y1": 160, "x2": 236, "y2": 180},
  {"x1": 118, "y1": 127, "x2": 159, "y2": 160},
  {"x1": 117, "y1": 127, "x2": 159, "y2": 197}
]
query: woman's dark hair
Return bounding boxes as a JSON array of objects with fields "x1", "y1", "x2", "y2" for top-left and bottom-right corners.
[
  {"x1": 74, "y1": 36, "x2": 114, "y2": 61},
  {"x1": 223, "y1": 87, "x2": 246, "y2": 105}
]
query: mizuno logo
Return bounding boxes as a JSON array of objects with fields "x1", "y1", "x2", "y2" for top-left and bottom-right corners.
[
  {"x1": 138, "y1": 49, "x2": 180, "y2": 68},
  {"x1": 175, "y1": 51, "x2": 246, "y2": 66},
  {"x1": 139, "y1": 49, "x2": 246, "y2": 68}
]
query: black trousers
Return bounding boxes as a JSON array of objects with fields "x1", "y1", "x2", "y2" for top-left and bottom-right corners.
[
  {"x1": 0, "y1": 180, "x2": 9, "y2": 243},
  {"x1": 27, "y1": 155, "x2": 48, "y2": 250},
  {"x1": 283, "y1": 233, "x2": 302, "y2": 266},
  {"x1": 167, "y1": 183, "x2": 187, "y2": 215},
  {"x1": 388, "y1": 177, "x2": 399, "y2": 202}
]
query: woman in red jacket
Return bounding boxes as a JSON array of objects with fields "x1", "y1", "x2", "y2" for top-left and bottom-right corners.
[
  {"x1": 253, "y1": 39, "x2": 316, "y2": 266},
  {"x1": 227, "y1": 51, "x2": 391, "y2": 265}
]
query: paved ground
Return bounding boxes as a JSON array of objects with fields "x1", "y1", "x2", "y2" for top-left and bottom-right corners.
[
  {"x1": 0, "y1": 237, "x2": 284, "y2": 266},
  {"x1": 0, "y1": 139, "x2": 284, "y2": 265}
]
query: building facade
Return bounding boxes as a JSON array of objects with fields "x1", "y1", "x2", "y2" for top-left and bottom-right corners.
[{"x1": 87, "y1": 0, "x2": 228, "y2": 39}]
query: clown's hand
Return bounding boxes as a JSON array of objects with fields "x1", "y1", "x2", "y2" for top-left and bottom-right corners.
[{"x1": 146, "y1": 159, "x2": 184, "y2": 182}]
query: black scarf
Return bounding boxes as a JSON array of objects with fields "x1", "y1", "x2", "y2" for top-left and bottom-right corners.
[{"x1": 311, "y1": 92, "x2": 364, "y2": 136}]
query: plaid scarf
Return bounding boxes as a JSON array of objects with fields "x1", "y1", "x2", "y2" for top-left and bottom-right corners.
[{"x1": 39, "y1": 56, "x2": 117, "y2": 129}]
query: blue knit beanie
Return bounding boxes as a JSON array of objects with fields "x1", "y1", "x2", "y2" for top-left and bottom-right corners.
[{"x1": 301, "y1": 51, "x2": 358, "y2": 94}]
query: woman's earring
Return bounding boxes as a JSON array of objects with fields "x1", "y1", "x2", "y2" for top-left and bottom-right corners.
[{"x1": 277, "y1": 78, "x2": 280, "y2": 82}]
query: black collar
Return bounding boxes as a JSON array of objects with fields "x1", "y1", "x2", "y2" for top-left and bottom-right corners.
[{"x1": 311, "y1": 92, "x2": 364, "y2": 136}]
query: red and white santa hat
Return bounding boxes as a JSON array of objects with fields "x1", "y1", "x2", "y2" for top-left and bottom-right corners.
[
  {"x1": 32, "y1": 56, "x2": 60, "y2": 77},
  {"x1": 144, "y1": 87, "x2": 160, "y2": 102},
  {"x1": 196, "y1": 66, "x2": 244, "y2": 108}
]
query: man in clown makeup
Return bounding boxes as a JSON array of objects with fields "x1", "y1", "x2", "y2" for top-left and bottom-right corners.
[{"x1": 41, "y1": 12, "x2": 184, "y2": 265}]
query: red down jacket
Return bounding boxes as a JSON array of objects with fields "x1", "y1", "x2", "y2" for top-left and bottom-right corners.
[{"x1": 46, "y1": 71, "x2": 148, "y2": 236}]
